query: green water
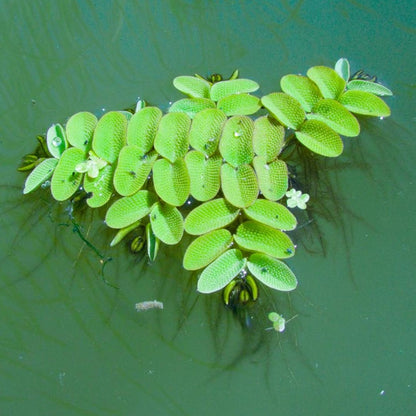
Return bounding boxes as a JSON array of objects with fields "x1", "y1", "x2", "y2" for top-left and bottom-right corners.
[{"x1": 1, "y1": 1, "x2": 415, "y2": 415}]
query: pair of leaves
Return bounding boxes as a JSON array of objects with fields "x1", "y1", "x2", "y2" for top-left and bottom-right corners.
[{"x1": 196, "y1": 250, "x2": 297, "y2": 294}]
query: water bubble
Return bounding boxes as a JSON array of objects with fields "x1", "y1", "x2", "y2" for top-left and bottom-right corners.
[
  {"x1": 234, "y1": 131, "x2": 242, "y2": 137},
  {"x1": 52, "y1": 137, "x2": 62, "y2": 147},
  {"x1": 264, "y1": 164, "x2": 270, "y2": 170}
]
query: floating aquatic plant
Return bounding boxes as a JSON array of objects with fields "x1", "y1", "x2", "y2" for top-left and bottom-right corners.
[{"x1": 20, "y1": 58, "x2": 392, "y2": 318}]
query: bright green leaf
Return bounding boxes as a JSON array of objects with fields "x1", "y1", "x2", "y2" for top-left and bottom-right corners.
[
  {"x1": 65, "y1": 112, "x2": 97, "y2": 152},
  {"x1": 210, "y1": 78, "x2": 259, "y2": 101},
  {"x1": 173, "y1": 75, "x2": 211, "y2": 98},
  {"x1": 168, "y1": 98, "x2": 215, "y2": 118},
  {"x1": 149, "y1": 202, "x2": 184, "y2": 245},
  {"x1": 338, "y1": 90, "x2": 391, "y2": 117},
  {"x1": 307, "y1": 65, "x2": 346, "y2": 99},
  {"x1": 197, "y1": 249, "x2": 247, "y2": 294},
  {"x1": 252, "y1": 116, "x2": 285, "y2": 162},
  {"x1": 217, "y1": 93, "x2": 261, "y2": 116}
]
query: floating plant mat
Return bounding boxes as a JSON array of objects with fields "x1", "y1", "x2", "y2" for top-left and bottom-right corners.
[{"x1": 19, "y1": 58, "x2": 392, "y2": 326}]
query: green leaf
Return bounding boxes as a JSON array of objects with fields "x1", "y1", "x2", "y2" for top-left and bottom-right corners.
[
  {"x1": 307, "y1": 65, "x2": 346, "y2": 99},
  {"x1": 105, "y1": 190, "x2": 158, "y2": 229},
  {"x1": 83, "y1": 164, "x2": 114, "y2": 208},
  {"x1": 334, "y1": 58, "x2": 350, "y2": 82},
  {"x1": 110, "y1": 221, "x2": 142, "y2": 247},
  {"x1": 346, "y1": 80, "x2": 393, "y2": 96},
  {"x1": 185, "y1": 151, "x2": 221, "y2": 201},
  {"x1": 93, "y1": 111, "x2": 127, "y2": 163},
  {"x1": 295, "y1": 120, "x2": 344, "y2": 157},
  {"x1": 243, "y1": 199, "x2": 297, "y2": 231},
  {"x1": 168, "y1": 98, "x2": 216, "y2": 118},
  {"x1": 217, "y1": 93, "x2": 261, "y2": 116},
  {"x1": 183, "y1": 229, "x2": 233, "y2": 270},
  {"x1": 247, "y1": 253, "x2": 297, "y2": 291},
  {"x1": 113, "y1": 147, "x2": 157, "y2": 196},
  {"x1": 252, "y1": 116, "x2": 285, "y2": 162},
  {"x1": 252, "y1": 156, "x2": 288, "y2": 201},
  {"x1": 154, "y1": 112, "x2": 191, "y2": 162},
  {"x1": 184, "y1": 198, "x2": 239, "y2": 235},
  {"x1": 219, "y1": 116, "x2": 254, "y2": 167},
  {"x1": 234, "y1": 220, "x2": 295, "y2": 258},
  {"x1": 152, "y1": 158, "x2": 190, "y2": 206},
  {"x1": 127, "y1": 106, "x2": 162, "y2": 154},
  {"x1": 149, "y1": 202, "x2": 184, "y2": 245},
  {"x1": 65, "y1": 112, "x2": 97, "y2": 152},
  {"x1": 338, "y1": 90, "x2": 391, "y2": 117},
  {"x1": 307, "y1": 98, "x2": 360, "y2": 137},
  {"x1": 46, "y1": 123, "x2": 67, "y2": 158},
  {"x1": 51, "y1": 147, "x2": 85, "y2": 201},
  {"x1": 210, "y1": 78, "x2": 259, "y2": 101},
  {"x1": 197, "y1": 249, "x2": 247, "y2": 294},
  {"x1": 23, "y1": 158, "x2": 58, "y2": 194},
  {"x1": 146, "y1": 222, "x2": 160, "y2": 261},
  {"x1": 173, "y1": 75, "x2": 211, "y2": 98},
  {"x1": 280, "y1": 74, "x2": 323, "y2": 112},
  {"x1": 188, "y1": 108, "x2": 227, "y2": 156},
  {"x1": 221, "y1": 163, "x2": 259, "y2": 208},
  {"x1": 261, "y1": 92, "x2": 305, "y2": 129}
]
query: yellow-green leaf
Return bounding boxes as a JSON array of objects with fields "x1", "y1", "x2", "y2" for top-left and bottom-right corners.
[
  {"x1": 307, "y1": 66, "x2": 346, "y2": 99},
  {"x1": 243, "y1": 199, "x2": 297, "y2": 231},
  {"x1": 247, "y1": 253, "x2": 297, "y2": 291},
  {"x1": 252, "y1": 116, "x2": 285, "y2": 162},
  {"x1": 185, "y1": 150, "x2": 221, "y2": 201},
  {"x1": 152, "y1": 158, "x2": 190, "y2": 206},
  {"x1": 221, "y1": 163, "x2": 258, "y2": 208},
  {"x1": 307, "y1": 99, "x2": 360, "y2": 137},
  {"x1": 184, "y1": 198, "x2": 239, "y2": 235},
  {"x1": 173, "y1": 75, "x2": 211, "y2": 98},
  {"x1": 210, "y1": 78, "x2": 259, "y2": 101},
  {"x1": 65, "y1": 112, "x2": 97, "y2": 152},
  {"x1": 149, "y1": 202, "x2": 184, "y2": 245},
  {"x1": 217, "y1": 93, "x2": 261, "y2": 116},
  {"x1": 154, "y1": 112, "x2": 191, "y2": 162},
  {"x1": 252, "y1": 156, "x2": 288, "y2": 201},
  {"x1": 168, "y1": 98, "x2": 215, "y2": 118},
  {"x1": 338, "y1": 90, "x2": 391, "y2": 117},
  {"x1": 183, "y1": 229, "x2": 233, "y2": 271},
  {"x1": 83, "y1": 164, "x2": 114, "y2": 208},
  {"x1": 234, "y1": 220, "x2": 295, "y2": 258},
  {"x1": 295, "y1": 120, "x2": 344, "y2": 157},
  {"x1": 197, "y1": 249, "x2": 247, "y2": 294},
  {"x1": 219, "y1": 116, "x2": 254, "y2": 167},
  {"x1": 261, "y1": 92, "x2": 305, "y2": 130},
  {"x1": 23, "y1": 158, "x2": 58, "y2": 194}
]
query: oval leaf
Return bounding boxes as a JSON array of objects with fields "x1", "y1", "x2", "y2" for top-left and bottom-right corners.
[
  {"x1": 65, "y1": 112, "x2": 97, "y2": 152},
  {"x1": 184, "y1": 198, "x2": 239, "y2": 235},
  {"x1": 210, "y1": 78, "x2": 259, "y2": 101},
  {"x1": 295, "y1": 120, "x2": 344, "y2": 157},
  {"x1": 168, "y1": 98, "x2": 215, "y2": 118},
  {"x1": 188, "y1": 108, "x2": 227, "y2": 156},
  {"x1": 23, "y1": 158, "x2": 58, "y2": 194},
  {"x1": 51, "y1": 147, "x2": 85, "y2": 201},
  {"x1": 334, "y1": 58, "x2": 350, "y2": 82},
  {"x1": 154, "y1": 112, "x2": 191, "y2": 162},
  {"x1": 197, "y1": 249, "x2": 247, "y2": 294},
  {"x1": 338, "y1": 90, "x2": 391, "y2": 117},
  {"x1": 346, "y1": 80, "x2": 392, "y2": 96},
  {"x1": 221, "y1": 163, "x2": 259, "y2": 208},
  {"x1": 307, "y1": 99, "x2": 360, "y2": 137},
  {"x1": 307, "y1": 66, "x2": 346, "y2": 99},
  {"x1": 152, "y1": 158, "x2": 190, "y2": 206},
  {"x1": 252, "y1": 116, "x2": 285, "y2": 162},
  {"x1": 150, "y1": 203, "x2": 184, "y2": 245},
  {"x1": 105, "y1": 190, "x2": 158, "y2": 229},
  {"x1": 173, "y1": 75, "x2": 211, "y2": 98},
  {"x1": 113, "y1": 147, "x2": 157, "y2": 196},
  {"x1": 127, "y1": 106, "x2": 162, "y2": 153},
  {"x1": 93, "y1": 111, "x2": 127, "y2": 163},
  {"x1": 234, "y1": 221, "x2": 295, "y2": 258},
  {"x1": 183, "y1": 229, "x2": 233, "y2": 271},
  {"x1": 280, "y1": 74, "x2": 323, "y2": 112},
  {"x1": 243, "y1": 199, "x2": 297, "y2": 231},
  {"x1": 83, "y1": 164, "x2": 114, "y2": 208},
  {"x1": 46, "y1": 124, "x2": 67, "y2": 158},
  {"x1": 185, "y1": 151, "x2": 221, "y2": 201},
  {"x1": 219, "y1": 116, "x2": 254, "y2": 167},
  {"x1": 247, "y1": 253, "x2": 297, "y2": 291},
  {"x1": 217, "y1": 93, "x2": 261, "y2": 116},
  {"x1": 252, "y1": 156, "x2": 288, "y2": 201},
  {"x1": 261, "y1": 92, "x2": 305, "y2": 129}
]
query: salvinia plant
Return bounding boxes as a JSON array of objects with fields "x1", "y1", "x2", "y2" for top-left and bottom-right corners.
[{"x1": 20, "y1": 58, "x2": 392, "y2": 309}]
